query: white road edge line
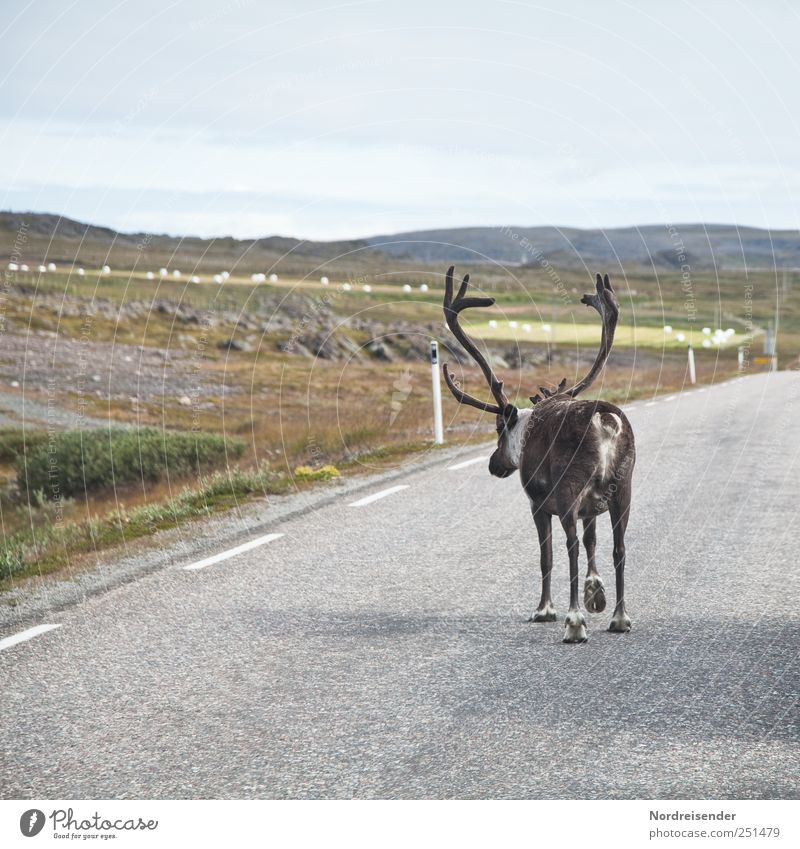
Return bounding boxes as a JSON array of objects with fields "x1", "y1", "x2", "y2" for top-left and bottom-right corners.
[
  {"x1": 348, "y1": 484, "x2": 410, "y2": 507},
  {"x1": 183, "y1": 533, "x2": 284, "y2": 571},
  {"x1": 645, "y1": 401, "x2": 657, "y2": 407},
  {"x1": 448, "y1": 456, "x2": 489, "y2": 470},
  {"x1": 0, "y1": 623, "x2": 61, "y2": 653}
]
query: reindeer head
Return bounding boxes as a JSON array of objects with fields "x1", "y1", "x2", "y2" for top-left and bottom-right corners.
[
  {"x1": 440, "y1": 266, "x2": 524, "y2": 478},
  {"x1": 488, "y1": 404, "x2": 527, "y2": 477},
  {"x1": 441, "y1": 267, "x2": 619, "y2": 479}
]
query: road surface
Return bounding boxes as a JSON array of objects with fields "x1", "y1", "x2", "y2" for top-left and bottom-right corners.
[{"x1": 1, "y1": 371, "x2": 798, "y2": 798}]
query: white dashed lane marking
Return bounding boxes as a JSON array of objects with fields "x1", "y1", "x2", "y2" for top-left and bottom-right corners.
[
  {"x1": 183, "y1": 532, "x2": 284, "y2": 571},
  {"x1": 448, "y1": 456, "x2": 489, "y2": 470},
  {"x1": 7, "y1": 384, "x2": 717, "y2": 644},
  {"x1": 348, "y1": 485, "x2": 410, "y2": 507},
  {"x1": 0, "y1": 624, "x2": 61, "y2": 653}
]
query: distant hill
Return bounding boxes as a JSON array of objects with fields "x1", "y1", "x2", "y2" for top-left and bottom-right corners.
[
  {"x1": 0, "y1": 211, "x2": 381, "y2": 277},
  {"x1": 365, "y1": 224, "x2": 800, "y2": 271},
  {"x1": 2, "y1": 211, "x2": 798, "y2": 272}
]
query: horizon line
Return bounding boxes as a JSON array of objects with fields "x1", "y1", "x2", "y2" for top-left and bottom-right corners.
[{"x1": 2, "y1": 208, "x2": 799, "y2": 245}]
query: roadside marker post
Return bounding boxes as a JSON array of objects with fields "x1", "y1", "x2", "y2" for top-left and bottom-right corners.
[
  {"x1": 687, "y1": 344, "x2": 696, "y2": 385},
  {"x1": 764, "y1": 320, "x2": 778, "y2": 372},
  {"x1": 430, "y1": 340, "x2": 444, "y2": 445}
]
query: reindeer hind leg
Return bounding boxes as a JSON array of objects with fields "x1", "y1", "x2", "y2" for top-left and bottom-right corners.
[
  {"x1": 561, "y1": 512, "x2": 588, "y2": 643},
  {"x1": 608, "y1": 488, "x2": 632, "y2": 633}
]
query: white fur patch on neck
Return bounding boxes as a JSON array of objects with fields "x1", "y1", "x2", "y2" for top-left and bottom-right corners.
[{"x1": 505, "y1": 408, "x2": 532, "y2": 467}]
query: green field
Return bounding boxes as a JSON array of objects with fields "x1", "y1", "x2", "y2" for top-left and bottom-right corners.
[
  {"x1": 467, "y1": 319, "x2": 752, "y2": 350},
  {"x1": 2, "y1": 232, "x2": 795, "y2": 589}
]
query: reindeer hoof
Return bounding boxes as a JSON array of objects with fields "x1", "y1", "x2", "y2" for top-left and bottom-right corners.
[
  {"x1": 608, "y1": 613, "x2": 632, "y2": 633},
  {"x1": 530, "y1": 602, "x2": 557, "y2": 623},
  {"x1": 563, "y1": 611, "x2": 588, "y2": 643},
  {"x1": 583, "y1": 576, "x2": 606, "y2": 613}
]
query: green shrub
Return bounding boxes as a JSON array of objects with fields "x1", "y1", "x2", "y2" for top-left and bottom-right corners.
[
  {"x1": 16, "y1": 428, "x2": 244, "y2": 499},
  {"x1": 0, "y1": 427, "x2": 48, "y2": 464},
  {"x1": 0, "y1": 538, "x2": 26, "y2": 580}
]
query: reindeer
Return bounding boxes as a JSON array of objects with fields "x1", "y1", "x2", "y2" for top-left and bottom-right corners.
[{"x1": 442, "y1": 267, "x2": 635, "y2": 643}]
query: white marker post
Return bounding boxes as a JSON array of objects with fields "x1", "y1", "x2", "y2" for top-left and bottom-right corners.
[
  {"x1": 764, "y1": 321, "x2": 778, "y2": 372},
  {"x1": 687, "y1": 344, "x2": 696, "y2": 385},
  {"x1": 430, "y1": 340, "x2": 444, "y2": 445}
]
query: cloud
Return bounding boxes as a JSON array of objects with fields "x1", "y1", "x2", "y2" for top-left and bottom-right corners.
[{"x1": 1, "y1": 0, "x2": 799, "y2": 236}]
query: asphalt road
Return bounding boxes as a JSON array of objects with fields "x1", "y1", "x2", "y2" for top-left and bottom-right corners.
[{"x1": 1, "y1": 371, "x2": 799, "y2": 799}]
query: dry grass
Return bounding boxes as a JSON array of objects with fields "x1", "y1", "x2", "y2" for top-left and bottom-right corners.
[{"x1": 0, "y1": 262, "x2": 755, "y2": 590}]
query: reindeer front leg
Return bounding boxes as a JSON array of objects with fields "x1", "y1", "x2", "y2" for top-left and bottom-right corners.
[
  {"x1": 530, "y1": 508, "x2": 557, "y2": 622},
  {"x1": 561, "y1": 513, "x2": 588, "y2": 643}
]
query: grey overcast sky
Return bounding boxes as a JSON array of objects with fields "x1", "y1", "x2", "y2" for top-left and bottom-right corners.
[{"x1": 1, "y1": 0, "x2": 798, "y2": 239}]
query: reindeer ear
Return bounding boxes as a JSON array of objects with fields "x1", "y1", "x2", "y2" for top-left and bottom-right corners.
[
  {"x1": 529, "y1": 394, "x2": 542, "y2": 405},
  {"x1": 603, "y1": 273, "x2": 612, "y2": 291},
  {"x1": 502, "y1": 404, "x2": 518, "y2": 426}
]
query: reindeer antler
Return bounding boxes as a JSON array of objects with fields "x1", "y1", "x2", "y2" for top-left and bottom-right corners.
[
  {"x1": 530, "y1": 378, "x2": 567, "y2": 405},
  {"x1": 442, "y1": 266, "x2": 511, "y2": 415},
  {"x1": 562, "y1": 273, "x2": 619, "y2": 398}
]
